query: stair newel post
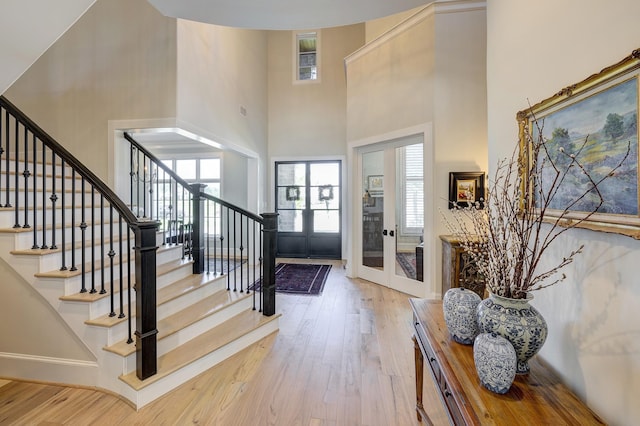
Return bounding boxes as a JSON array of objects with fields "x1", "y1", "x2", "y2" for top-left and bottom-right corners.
[
  {"x1": 132, "y1": 219, "x2": 160, "y2": 380},
  {"x1": 260, "y1": 212, "x2": 278, "y2": 316},
  {"x1": 190, "y1": 183, "x2": 206, "y2": 274}
]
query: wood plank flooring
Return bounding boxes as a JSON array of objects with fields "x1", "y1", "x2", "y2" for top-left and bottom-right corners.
[{"x1": 0, "y1": 259, "x2": 448, "y2": 425}]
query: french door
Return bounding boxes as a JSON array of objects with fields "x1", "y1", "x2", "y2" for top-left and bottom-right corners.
[
  {"x1": 357, "y1": 135, "x2": 424, "y2": 296},
  {"x1": 275, "y1": 160, "x2": 341, "y2": 259}
]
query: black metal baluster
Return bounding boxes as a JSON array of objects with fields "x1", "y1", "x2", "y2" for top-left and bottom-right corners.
[
  {"x1": 187, "y1": 186, "x2": 192, "y2": 261},
  {"x1": 233, "y1": 211, "x2": 237, "y2": 291},
  {"x1": 4, "y1": 109, "x2": 10, "y2": 208},
  {"x1": 227, "y1": 207, "x2": 230, "y2": 290},
  {"x1": 50, "y1": 154, "x2": 58, "y2": 250},
  {"x1": 22, "y1": 126, "x2": 30, "y2": 230},
  {"x1": 253, "y1": 219, "x2": 257, "y2": 307},
  {"x1": 213, "y1": 201, "x2": 218, "y2": 275},
  {"x1": 108, "y1": 206, "x2": 115, "y2": 317},
  {"x1": 136, "y1": 150, "x2": 142, "y2": 218},
  {"x1": 60, "y1": 160, "x2": 67, "y2": 271},
  {"x1": 142, "y1": 155, "x2": 147, "y2": 218},
  {"x1": 118, "y1": 216, "x2": 124, "y2": 318},
  {"x1": 259, "y1": 223, "x2": 263, "y2": 312},
  {"x1": 129, "y1": 144, "x2": 134, "y2": 216},
  {"x1": 162, "y1": 169, "x2": 167, "y2": 245},
  {"x1": 126, "y1": 228, "x2": 133, "y2": 343},
  {"x1": 79, "y1": 177, "x2": 87, "y2": 293},
  {"x1": 70, "y1": 169, "x2": 77, "y2": 272},
  {"x1": 31, "y1": 133, "x2": 38, "y2": 249},
  {"x1": 90, "y1": 185, "x2": 96, "y2": 294},
  {"x1": 40, "y1": 147, "x2": 47, "y2": 248},
  {"x1": 149, "y1": 161, "x2": 154, "y2": 221},
  {"x1": 100, "y1": 196, "x2": 105, "y2": 294},
  {"x1": 239, "y1": 214, "x2": 244, "y2": 292},
  {"x1": 13, "y1": 118, "x2": 19, "y2": 228},
  {"x1": 206, "y1": 200, "x2": 210, "y2": 274}
]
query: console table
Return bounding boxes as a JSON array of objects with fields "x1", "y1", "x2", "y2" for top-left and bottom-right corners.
[{"x1": 409, "y1": 298, "x2": 605, "y2": 425}]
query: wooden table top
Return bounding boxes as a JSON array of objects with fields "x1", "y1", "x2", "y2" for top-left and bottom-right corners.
[{"x1": 409, "y1": 298, "x2": 606, "y2": 425}]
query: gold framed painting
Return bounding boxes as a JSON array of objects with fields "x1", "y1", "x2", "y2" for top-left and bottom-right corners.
[{"x1": 517, "y1": 48, "x2": 640, "y2": 239}]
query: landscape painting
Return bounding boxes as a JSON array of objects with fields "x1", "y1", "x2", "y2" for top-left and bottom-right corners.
[{"x1": 534, "y1": 77, "x2": 639, "y2": 216}]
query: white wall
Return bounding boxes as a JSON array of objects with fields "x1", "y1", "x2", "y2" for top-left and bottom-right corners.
[
  {"x1": 176, "y1": 20, "x2": 268, "y2": 210},
  {"x1": 4, "y1": 0, "x2": 177, "y2": 180},
  {"x1": 267, "y1": 25, "x2": 364, "y2": 159},
  {"x1": 0, "y1": 258, "x2": 94, "y2": 361},
  {"x1": 346, "y1": 2, "x2": 487, "y2": 296},
  {"x1": 487, "y1": 1, "x2": 640, "y2": 424}
]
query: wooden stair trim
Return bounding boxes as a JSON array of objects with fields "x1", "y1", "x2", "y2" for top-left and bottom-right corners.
[
  {"x1": 83, "y1": 272, "x2": 224, "y2": 327},
  {"x1": 118, "y1": 311, "x2": 280, "y2": 390},
  {"x1": 34, "y1": 249, "x2": 189, "y2": 279},
  {"x1": 102, "y1": 281, "x2": 247, "y2": 357}
]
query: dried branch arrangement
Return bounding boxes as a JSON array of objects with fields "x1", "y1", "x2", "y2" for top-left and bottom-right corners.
[{"x1": 442, "y1": 120, "x2": 630, "y2": 299}]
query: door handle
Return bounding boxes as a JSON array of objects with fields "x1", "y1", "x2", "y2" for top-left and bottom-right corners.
[
  {"x1": 389, "y1": 230, "x2": 395, "y2": 237},
  {"x1": 382, "y1": 229, "x2": 388, "y2": 236}
]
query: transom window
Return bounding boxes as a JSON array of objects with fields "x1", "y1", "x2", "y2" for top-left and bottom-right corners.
[{"x1": 295, "y1": 31, "x2": 320, "y2": 82}]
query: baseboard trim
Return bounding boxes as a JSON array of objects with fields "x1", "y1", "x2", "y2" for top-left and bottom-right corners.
[{"x1": 0, "y1": 352, "x2": 99, "y2": 388}]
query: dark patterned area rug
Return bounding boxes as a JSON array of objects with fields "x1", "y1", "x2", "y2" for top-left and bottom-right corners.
[
  {"x1": 251, "y1": 263, "x2": 332, "y2": 295},
  {"x1": 396, "y1": 252, "x2": 417, "y2": 280}
]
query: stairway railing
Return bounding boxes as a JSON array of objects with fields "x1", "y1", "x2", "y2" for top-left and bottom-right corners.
[
  {"x1": 123, "y1": 132, "x2": 277, "y2": 315},
  {"x1": 0, "y1": 95, "x2": 160, "y2": 379},
  {"x1": 0, "y1": 95, "x2": 276, "y2": 384}
]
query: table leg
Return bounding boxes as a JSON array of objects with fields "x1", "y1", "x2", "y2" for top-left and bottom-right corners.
[{"x1": 414, "y1": 335, "x2": 424, "y2": 422}]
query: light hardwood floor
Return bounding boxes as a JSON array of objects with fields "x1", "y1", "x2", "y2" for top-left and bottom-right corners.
[{"x1": 0, "y1": 259, "x2": 448, "y2": 425}]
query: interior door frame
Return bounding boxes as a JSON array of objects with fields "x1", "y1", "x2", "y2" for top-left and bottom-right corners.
[
  {"x1": 270, "y1": 155, "x2": 347, "y2": 259},
  {"x1": 346, "y1": 123, "x2": 435, "y2": 298}
]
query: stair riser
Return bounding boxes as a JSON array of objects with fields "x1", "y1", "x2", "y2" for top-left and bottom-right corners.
[
  {"x1": 125, "y1": 319, "x2": 280, "y2": 409},
  {"x1": 156, "y1": 276, "x2": 227, "y2": 320},
  {"x1": 156, "y1": 263, "x2": 194, "y2": 289},
  {"x1": 3, "y1": 172, "x2": 83, "y2": 192},
  {"x1": 27, "y1": 241, "x2": 182, "y2": 275},
  {"x1": 123, "y1": 296, "x2": 254, "y2": 372},
  {"x1": 101, "y1": 276, "x2": 227, "y2": 345},
  {"x1": 0, "y1": 190, "x2": 106, "y2": 211},
  {"x1": 0, "y1": 206, "x2": 114, "y2": 229}
]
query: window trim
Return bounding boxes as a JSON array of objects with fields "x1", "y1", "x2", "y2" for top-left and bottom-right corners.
[{"x1": 292, "y1": 30, "x2": 321, "y2": 85}]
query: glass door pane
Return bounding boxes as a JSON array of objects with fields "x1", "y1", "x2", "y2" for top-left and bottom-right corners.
[
  {"x1": 394, "y1": 143, "x2": 424, "y2": 282},
  {"x1": 362, "y1": 150, "x2": 384, "y2": 270},
  {"x1": 276, "y1": 163, "x2": 306, "y2": 232},
  {"x1": 310, "y1": 162, "x2": 340, "y2": 233}
]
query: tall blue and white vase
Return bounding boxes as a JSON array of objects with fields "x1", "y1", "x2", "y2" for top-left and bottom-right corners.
[
  {"x1": 473, "y1": 332, "x2": 517, "y2": 394},
  {"x1": 443, "y1": 287, "x2": 482, "y2": 345},
  {"x1": 476, "y1": 292, "x2": 548, "y2": 374}
]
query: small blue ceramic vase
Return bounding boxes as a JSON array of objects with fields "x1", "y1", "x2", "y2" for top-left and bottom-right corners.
[
  {"x1": 473, "y1": 332, "x2": 517, "y2": 394},
  {"x1": 443, "y1": 287, "x2": 481, "y2": 345}
]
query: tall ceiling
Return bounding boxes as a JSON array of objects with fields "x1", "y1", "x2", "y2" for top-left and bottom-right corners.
[{"x1": 147, "y1": 0, "x2": 434, "y2": 30}]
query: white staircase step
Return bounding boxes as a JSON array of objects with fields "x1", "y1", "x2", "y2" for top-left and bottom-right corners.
[{"x1": 118, "y1": 310, "x2": 280, "y2": 391}]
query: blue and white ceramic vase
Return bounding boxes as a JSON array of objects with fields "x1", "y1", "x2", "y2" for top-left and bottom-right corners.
[
  {"x1": 443, "y1": 287, "x2": 482, "y2": 345},
  {"x1": 473, "y1": 332, "x2": 517, "y2": 394},
  {"x1": 476, "y1": 292, "x2": 548, "y2": 374}
]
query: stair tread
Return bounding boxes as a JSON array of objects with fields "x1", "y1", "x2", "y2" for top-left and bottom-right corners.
[
  {"x1": 100, "y1": 282, "x2": 246, "y2": 354},
  {"x1": 118, "y1": 310, "x2": 280, "y2": 390},
  {"x1": 83, "y1": 272, "x2": 225, "y2": 326},
  {"x1": 36, "y1": 255, "x2": 189, "y2": 279},
  {"x1": 11, "y1": 239, "x2": 180, "y2": 257}
]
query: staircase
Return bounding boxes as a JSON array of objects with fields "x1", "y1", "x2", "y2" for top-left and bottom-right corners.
[{"x1": 0, "y1": 96, "x2": 279, "y2": 409}]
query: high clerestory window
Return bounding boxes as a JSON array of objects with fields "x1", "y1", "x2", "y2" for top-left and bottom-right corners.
[{"x1": 295, "y1": 31, "x2": 320, "y2": 83}]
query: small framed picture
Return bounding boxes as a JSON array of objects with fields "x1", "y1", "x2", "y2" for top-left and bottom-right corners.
[
  {"x1": 367, "y1": 175, "x2": 384, "y2": 197},
  {"x1": 449, "y1": 172, "x2": 485, "y2": 209}
]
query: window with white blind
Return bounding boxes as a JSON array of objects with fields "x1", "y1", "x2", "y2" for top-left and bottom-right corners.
[{"x1": 400, "y1": 143, "x2": 424, "y2": 235}]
